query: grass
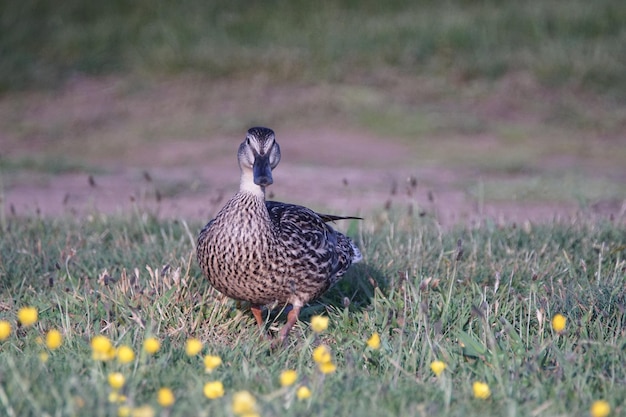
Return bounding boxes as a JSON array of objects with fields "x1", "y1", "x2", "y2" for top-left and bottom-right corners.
[
  {"x1": 0, "y1": 156, "x2": 98, "y2": 175},
  {"x1": 0, "y1": 3, "x2": 625, "y2": 414},
  {"x1": 2, "y1": 0, "x2": 625, "y2": 99},
  {"x1": 1, "y1": 211, "x2": 625, "y2": 416},
  {"x1": 466, "y1": 173, "x2": 626, "y2": 204}
]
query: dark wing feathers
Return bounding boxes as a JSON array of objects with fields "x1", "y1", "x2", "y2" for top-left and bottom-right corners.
[
  {"x1": 265, "y1": 201, "x2": 360, "y2": 278},
  {"x1": 317, "y1": 213, "x2": 363, "y2": 223},
  {"x1": 266, "y1": 201, "x2": 361, "y2": 224}
]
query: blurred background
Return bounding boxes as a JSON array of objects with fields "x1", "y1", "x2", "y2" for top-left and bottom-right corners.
[{"x1": 1, "y1": 0, "x2": 625, "y2": 225}]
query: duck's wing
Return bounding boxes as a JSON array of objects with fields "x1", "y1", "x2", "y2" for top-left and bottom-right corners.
[
  {"x1": 265, "y1": 201, "x2": 361, "y2": 278},
  {"x1": 265, "y1": 201, "x2": 361, "y2": 230},
  {"x1": 266, "y1": 201, "x2": 361, "y2": 224},
  {"x1": 265, "y1": 200, "x2": 332, "y2": 240}
]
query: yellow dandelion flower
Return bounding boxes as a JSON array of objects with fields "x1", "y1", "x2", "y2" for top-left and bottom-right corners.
[
  {"x1": 0, "y1": 320, "x2": 11, "y2": 341},
  {"x1": 232, "y1": 390, "x2": 257, "y2": 415},
  {"x1": 280, "y1": 369, "x2": 298, "y2": 387},
  {"x1": 551, "y1": 314, "x2": 566, "y2": 333},
  {"x1": 591, "y1": 400, "x2": 611, "y2": 417},
  {"x1": 45, "y1": 329, "x2": 63, "y2": 350},
  {"x1": 157, "y1": 388, "x2": 175, "y2": 407},
  {"x1": 185, "y1": 338, "x2": 203, "y2": 356},
  {"x1": 91, "y1": 335, "x2": 112, "y2": 351},
  {"x1": 472, "y1": 381, "x2": 491, "y2": 399},
  {"x1": 91, "y1": 335, "x2": 116, "y2": 361},
  {"x1": 204, "y1": 354, "x2": 222, "y2": 373},
  {"x1": 108, "y1": 391, "x2": 127, "y2": 404},
  {"x1": 17, "y1": 307, "x2": 38, "y2": 327},
  {"x1": 310, "y1": 315, "x2": 329, "y2": 333},
  {"x1": 318, "y1": 361, "x2": 337, "y2": 374},
  {"x1": 203, "y1": 381, "x2": 225, "y2": 399},
  {"x1": 108, "y1": 372, "x2": 126, "y2": 390},
  {"x1": 130, "y1": 405, "x2": 155, "y2": 417},
  {"x1": 296, "y1": 385, "x2": 311, "y2": 400},
  {"x1": 39, "y1": 352, "x2": 49, "y2": 363},
  {"x1": 312, "y1": 345, "x2": 332, "y2": 364},
  {"x1": 117, "y1": 345, "x2": 135, "y2": 364},
  {"x1": 118, "y1": 406, "x2": 131, "y2": 417},
  {"x1": 430, "y1": 360, "x2": 447, "y2": 377},
  {"x1": 367, "y1": 333, "x2": 381, "y2": 350},
  {"x1": 143, "y1": 337, "x2": 160, "y2": 354}
]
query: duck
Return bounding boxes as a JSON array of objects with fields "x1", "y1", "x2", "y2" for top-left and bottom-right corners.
[{"x1": 197, "y1": 127, "x2": 362, "y2": 342}]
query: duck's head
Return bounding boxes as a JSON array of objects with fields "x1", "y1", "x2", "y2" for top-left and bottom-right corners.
[{"x1": 238, "y1": 127, "x2": 281, "y2": 191}]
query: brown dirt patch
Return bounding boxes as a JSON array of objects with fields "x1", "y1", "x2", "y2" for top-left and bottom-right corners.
[{"x1": 1, "y1": 76, "x2": 624, "y2": 226}]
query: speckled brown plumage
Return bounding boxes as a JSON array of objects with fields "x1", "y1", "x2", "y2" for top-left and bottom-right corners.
[{"x1": 196, "y1": 127, "x2": 361, "y2": 341}]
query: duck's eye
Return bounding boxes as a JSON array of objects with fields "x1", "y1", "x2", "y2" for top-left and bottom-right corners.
[{"x1": 246, "y1": 137, "x2": 251, "y2": 146}]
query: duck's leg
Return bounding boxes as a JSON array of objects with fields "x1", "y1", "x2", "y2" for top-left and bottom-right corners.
[
  {"x1": 278, "y1": 304, "x2": 301, "y2": 343},
  {"x1": 251, "y1": 305, "x2": 264, "y2": 329}
]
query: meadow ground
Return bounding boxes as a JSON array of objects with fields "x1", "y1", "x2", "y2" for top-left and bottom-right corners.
[
  {"x1": 1, "y1": 1, "x2": 626, "y2": 416},
  {"x1": 0, "y1": 213, "x2": 625, "y2": 417}
]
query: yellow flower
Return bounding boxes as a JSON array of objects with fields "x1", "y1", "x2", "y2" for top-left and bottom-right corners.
[
  {"x1": 91, "y1": 335, "x2": 116, "y2": 361},
  {"x1": 472, "y1": 381, "x2": 491, "y2": 399},
  {"x1": 296, "y1": 386, "x2": 311, "y2": 400},
  {"x1": 204, "y1": 355, "x2": 223, "y2": 372},
  {"x1": 118, "y1": 406, "x2": 131, "y2": 417},
  {"x1": 203, "y1": 381, "x2": 225, "y2": 399},
  {"x1": 0, "y1": 320, "x2": 11, "y2": 341},
  {"x1": 551, "y1": 314, "x2": 566, "y2": 333},
  {"x1": 117, "y1": 345, "x2": 135, "y2": 364},
  {"x1": 91, "y1": 335, "x2": 112, "y2": 351},
  {"x1": 318, "y1": 361, "x2": 337, "y2": 374},
  {"x1": 157, "y1": 388, "x2": 175, "y2": 407},
  {"x1": 312, "y1": 344, "x2": 337, "y2": 374},
  {"x1": 591, "y1": 400, "x2": 611, "y2": 417},
  {"x1": 39, "y1": 352, "x2": 49, "y2": 363},
  {"x1": 280, "y1": 369, "x2": 298, "y2": 387},
  {"x1": 367, "y1": 333, "x2": 381, "y2": 350},
  {"x1": 430, "y1": 360, "x2": 447, "y2": 377},
  {"x1": 312, "y1": 345, "x2": 332, "y2": 364},
  {"x1": 45, "y1": 329, "x2": 63, "y2": 350},
  {"x1": 17, "y1": 307, "x2": 38, "y2": 327},
  {"x1": 130, "y1": 405, "x2": 155, "y2": 417},
  {"x1": 108, "y1": 391, "x2": 128, "y2": 403},
  {"x1": 143, "y1": 337, "x2": 160, "y2": 354},
  {"x1": 185, "y1": 338, "x2": 203, "y2": 356},
  {"x1": 232, "y1": 390, "x2": 257, "y2": 415},
  {"x1": 310, "y1": 315, "x2": 329, "y2": 333},
  {"x1": 108, "y1": 372, "x2": 126, "y2": 390}
]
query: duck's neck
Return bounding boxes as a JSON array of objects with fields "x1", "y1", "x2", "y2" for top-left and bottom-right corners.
[{"x1": 239, "y1": 171, "x2": 266, "y2": 199}]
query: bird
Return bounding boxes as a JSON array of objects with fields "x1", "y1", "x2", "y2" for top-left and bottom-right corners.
[{"x1": 197, "y1": 127, "x2": 362, "y2": 342}]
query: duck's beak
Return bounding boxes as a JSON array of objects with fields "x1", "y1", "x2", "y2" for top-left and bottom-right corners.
[{"x1": 253, "y1": 154, "x2": 273, "y2": 187}]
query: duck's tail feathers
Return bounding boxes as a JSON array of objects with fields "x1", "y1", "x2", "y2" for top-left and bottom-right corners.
[{"x1": 318, "y1": 213, "x2": 363, "y2": 223}]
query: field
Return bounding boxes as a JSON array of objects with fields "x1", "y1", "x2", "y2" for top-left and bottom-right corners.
[
  {"x1": 1, "y1": 214, "x2": 625, "y2": 416},
  {"x1": 2, "y1": 0, "x2": 626, "y2": 223},
  {"x1": 1, "y1": 1, "x2": 626, "y2": 416}
]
